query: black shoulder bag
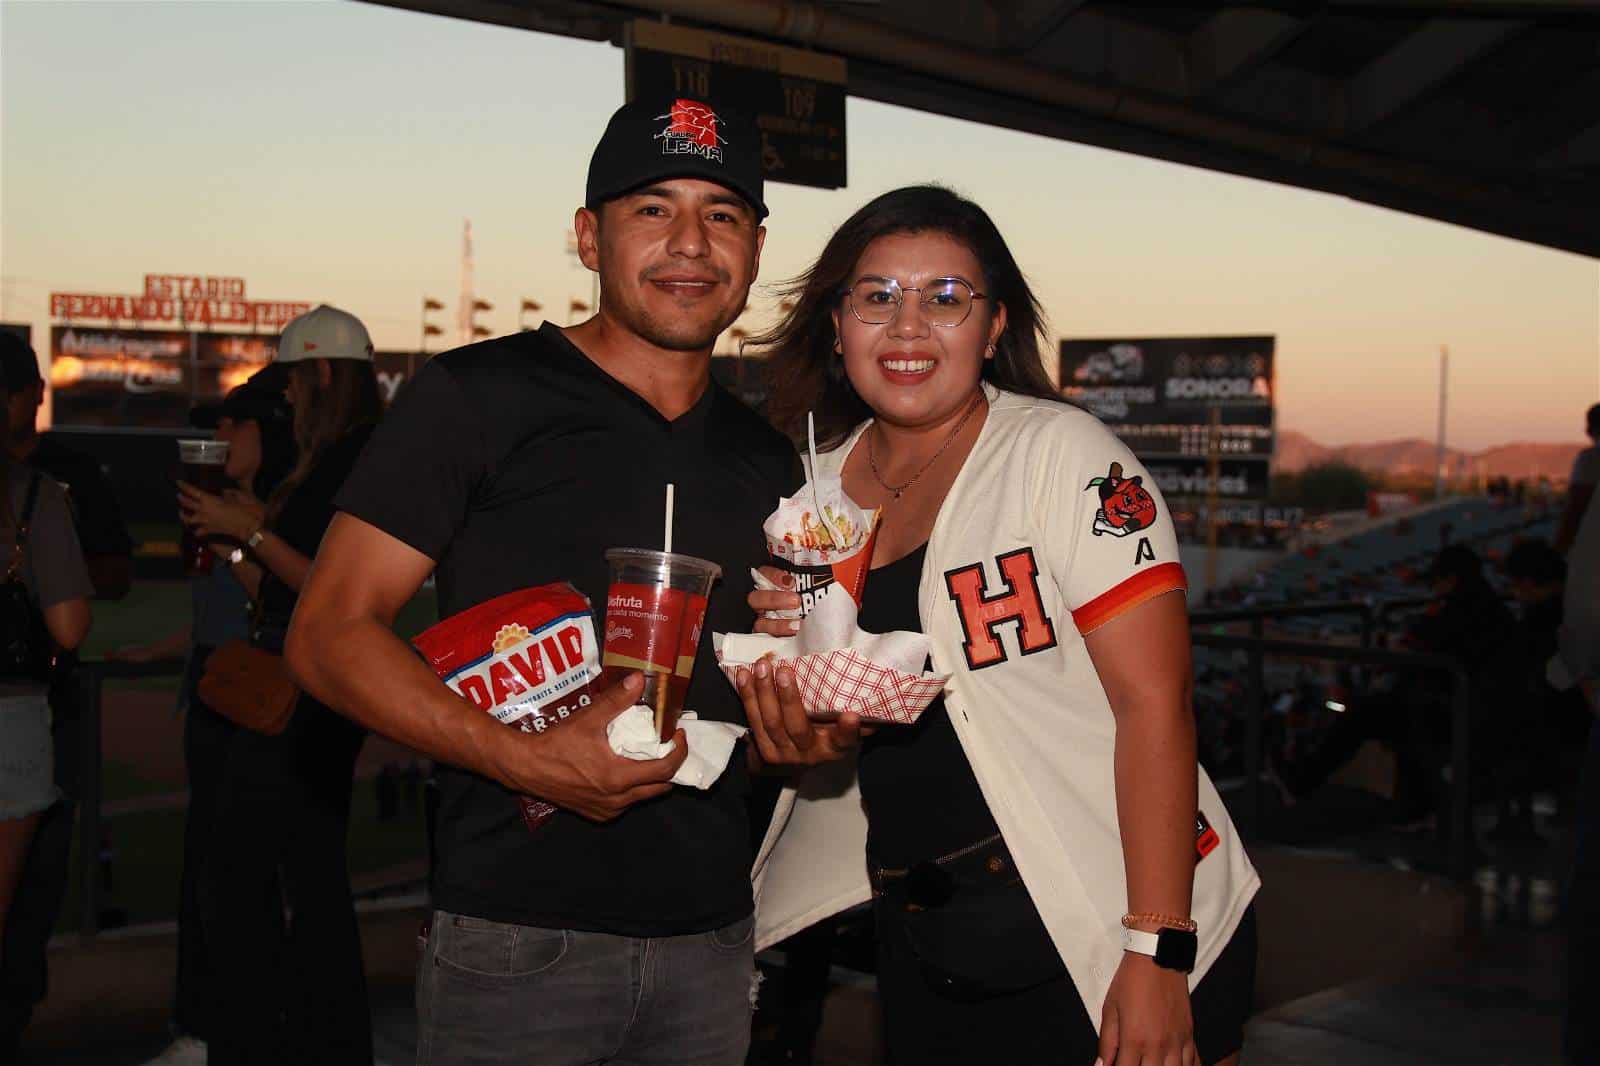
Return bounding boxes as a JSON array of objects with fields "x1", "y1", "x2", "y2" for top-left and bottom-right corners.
[{"x1": 1, "y1": 472, "x2": 56, "y2": 682}]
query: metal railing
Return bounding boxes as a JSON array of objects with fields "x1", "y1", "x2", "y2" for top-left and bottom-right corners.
[
  {"x1": 1189, "y1": 625, "x2": 1475, "y2": 878},
  {"x1": 73, "y1": 657, "x2": 187, "y2": 935},
  {"x1": 1191, "y1": 600, "x2": 1380, "y2": 648},
  {"x1": 72, "y1": 655, "x2": 432, "y2": 937}
]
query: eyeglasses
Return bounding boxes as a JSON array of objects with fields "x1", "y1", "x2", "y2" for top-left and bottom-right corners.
[{"x1": 842, "y1": 275, "x2": 987, "y2": 328}]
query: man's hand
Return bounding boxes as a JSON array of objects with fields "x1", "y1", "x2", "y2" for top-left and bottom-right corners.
[
  {"x1": 748, "y1": 565, "x2": 802, "y2": 636},
  {"x1": 1097, "y1": 951, "x2": 1197, "y2": 1066},
  {"x1": 735, "y1": 658, "x2": 869, "y2": 769},
  {"x1": 493, "y1": 672, "x2": 689, "y2": 822}
]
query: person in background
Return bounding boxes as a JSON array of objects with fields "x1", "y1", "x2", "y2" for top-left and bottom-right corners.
[
  {"x1": 178, "y1": 306, "x2": 381, "y2": 1065},
  {"x1": 1275, "y1": 544, "x2": 1519, "y2": 826},
  {"x1": 1493, "y1": 540, "x2": 1578, "y2": 839},
  {"x1": 0, "y1": 333, "x2": 133, "y2": 600},
  {"x1": 1559, "y1": 491, "x2": 1600, "y2": 1064},
  {"x1": 120, "y1": 377, "x2": 295, "y2": 1066},
  {"x1": 1555, "y1": 403, "x2": 1600, "y2": 556},
  {"x1": 0, "y1": 378, "x2": 92, "y2": 1066},
  {"x1": 0, "y1": 336, "x2": 121, "y2": 1064}
]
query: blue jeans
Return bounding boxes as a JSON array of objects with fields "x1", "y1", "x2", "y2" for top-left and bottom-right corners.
[{"x1": 416, "y1": 909, "x2": 756, "y2": 1066}]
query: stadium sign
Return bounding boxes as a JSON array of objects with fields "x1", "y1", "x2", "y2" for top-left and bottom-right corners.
[
  {"x1": 50, "y1": 273, "x2": 312, "y2": 330},
  {"x1": 1061, "y1": 335, "x2": 1275, "y2": 500}
]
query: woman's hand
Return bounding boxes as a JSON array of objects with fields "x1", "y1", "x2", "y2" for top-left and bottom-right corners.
[
  {"x1": 177, "y1": 482, "x2": 261, "y2": 542},
  {"x1": 735, "y1": 659, "x2": 870, "y2": 769},
  {"x1": 1097, "y1": 951, "x2": 1197, "y2": 1066},
  {"x1": 748, "y1": 565, "x2": 802, "y2": 636}
]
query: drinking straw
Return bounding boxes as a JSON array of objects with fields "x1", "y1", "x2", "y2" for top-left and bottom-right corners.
[
  {"x1": 656, "y1": 482, "x2": 676, "y2": 738},
  {"x1": 664, "y1": 483, "x2": 675, "y2": 555},
  {"x1": 806, "y1": 412, "x2": 839, "y2": 545}
]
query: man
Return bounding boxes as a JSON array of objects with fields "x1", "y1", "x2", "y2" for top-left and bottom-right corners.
[
  {"x1": 1555, "y1": 402, "x2": 1600, "y2": 555},
  {"x1": 286, "y1": 97, "x2": 806, "y2": 1065},
  {"x1": 0, "y1": 333, "x2": 133, "y2": 1063},
  {"x1": 0, "y1": 333, "x2": 133, "y2": 599}
]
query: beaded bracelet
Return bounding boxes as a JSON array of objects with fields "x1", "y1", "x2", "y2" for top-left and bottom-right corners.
[{"x1": 1121, "y1": 912, "x2": 1198, "y2": 933}]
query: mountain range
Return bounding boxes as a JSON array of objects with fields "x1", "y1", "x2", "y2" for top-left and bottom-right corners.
[{"x1": 1275, "y1": 430, "x2": 1585, "y2": 481}]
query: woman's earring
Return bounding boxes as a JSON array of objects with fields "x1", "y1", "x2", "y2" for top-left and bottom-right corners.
[
  {"x1": 833, "y1": 337, "x2": 843, "y2": 354},
  {"x1": 985, "y1": 343, "x2": 996, "y2": 359}
]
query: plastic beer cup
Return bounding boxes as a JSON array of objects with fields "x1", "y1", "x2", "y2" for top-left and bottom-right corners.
[{"x1": 177, "y1": 438, "x2": 231, "y2": 576}]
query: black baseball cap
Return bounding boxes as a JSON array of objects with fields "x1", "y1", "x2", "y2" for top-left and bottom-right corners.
[
  {"x1": 0, "y1": 332, "x2": 42, "y2": 392},
  {"x1": 586, "y1": 96, "x2": 767, "y2": 220},
  {"x1": 189, "y1": 379, "x2": 293, "y2": 430}
]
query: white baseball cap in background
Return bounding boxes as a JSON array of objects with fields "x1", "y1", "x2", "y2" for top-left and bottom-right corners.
[{"x1": 276, "y1": 305, "x2": 375, "y2": 364}]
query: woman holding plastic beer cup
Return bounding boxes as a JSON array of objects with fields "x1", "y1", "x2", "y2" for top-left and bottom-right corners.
[
  {"x1": 177, "y1": 305, "x2": 383, "y2": 1065},
  {"x1": 737, "y1": 186, "x2": 1259, "y2": 1066}
]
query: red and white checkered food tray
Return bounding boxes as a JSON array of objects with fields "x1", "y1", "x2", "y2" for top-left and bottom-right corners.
[{"x1": 716, "y1": 650, "x2": 948, "y2": 726}]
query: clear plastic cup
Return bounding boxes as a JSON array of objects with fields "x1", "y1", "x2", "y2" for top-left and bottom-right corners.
[
  {"x1": 600, "y1": 548, "x2": 722, "y2": 742},
  {"x1": 177, "y1": 438, "x2": 231, "y2": 576}
]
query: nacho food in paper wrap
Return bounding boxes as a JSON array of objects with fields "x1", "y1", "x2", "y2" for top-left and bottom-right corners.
[{"x1": 763, "y1": 477, "x2": 882, "y2": 617}]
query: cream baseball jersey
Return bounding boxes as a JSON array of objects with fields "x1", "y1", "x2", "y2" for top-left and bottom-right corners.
[{"x1": 752, "y1": 385, "x2": 1260, "y2": 1027}]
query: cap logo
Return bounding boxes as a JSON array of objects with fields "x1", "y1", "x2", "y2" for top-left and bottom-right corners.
[
  {"x1": 655, "y1": 99, "x2": 724, "y2": 163},
  {"x1": 303, "y1": 341, "x2": 317, "y2": 351}
]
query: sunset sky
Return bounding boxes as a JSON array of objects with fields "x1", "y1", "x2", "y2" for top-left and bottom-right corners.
[{"x1": 3, "y1": 0, "x2": 1596, "y2": 451}]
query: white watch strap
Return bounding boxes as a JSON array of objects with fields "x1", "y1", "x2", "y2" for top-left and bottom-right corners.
[{"x1": 1122, "y1": 928, "x2": 1160, "y2": 957}]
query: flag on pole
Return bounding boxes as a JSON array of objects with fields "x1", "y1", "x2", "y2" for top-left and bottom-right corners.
[
  {"x1": 570, "y1": 299, "x2": 589, "y2": 313},
  {"x1": 472, "y1": 299, "x2": 493, "y2": 312},
  {"x1": 424, "y1": 324, "x2": 444, "y2": 336},
  {"x1": 521, "y1": 299, "x2": 542, "y2": 313},
  {"x1": 424, "y1": 298, "x2": 445, "y2": 311}
]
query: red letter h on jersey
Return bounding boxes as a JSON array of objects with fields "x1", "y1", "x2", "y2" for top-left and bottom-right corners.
[{"x1": 943, "y1": 548, "x2": 1058, "y2": 670}]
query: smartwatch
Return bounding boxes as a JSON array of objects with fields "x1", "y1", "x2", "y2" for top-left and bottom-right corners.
[{"x1": 1122, "y1": 927, "x2": 1198, "y2": 973}]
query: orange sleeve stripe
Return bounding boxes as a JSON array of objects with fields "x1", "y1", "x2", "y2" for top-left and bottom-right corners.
[{"x1": 1071, "y1": 562, "x2": 1188, "y2": 634}]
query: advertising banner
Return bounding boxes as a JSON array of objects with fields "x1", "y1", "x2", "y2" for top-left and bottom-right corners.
[
  {"x1": 49, "y1": 327, "x2": 194, "y2": 427},
  {"x1": 51, "y1": 325, "x2": 426, "y2": 428},
  {"x1": 1061, "y1": 335, "x2": 1275, "y2": 499}
]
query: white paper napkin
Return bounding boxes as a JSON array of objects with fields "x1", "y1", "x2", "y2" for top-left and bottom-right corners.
[
  {"x1": 606, "y1": 706, "x2": 747, "y2": 790},
  {"x1": 717, "y1": 581, "x2": 931, "y2": 673}
]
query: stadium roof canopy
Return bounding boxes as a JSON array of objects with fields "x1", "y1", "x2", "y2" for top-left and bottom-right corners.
[{"x1": 371, "y1": 0, "x2": 1600, "y2": 257}]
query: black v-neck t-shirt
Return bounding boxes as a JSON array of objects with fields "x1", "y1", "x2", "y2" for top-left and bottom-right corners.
[{"x1": 336, "y1": 324, "x2": 801, "y2": 935}]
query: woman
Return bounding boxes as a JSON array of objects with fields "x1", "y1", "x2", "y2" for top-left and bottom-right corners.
[
  {"x1": 178, "y1": 305, "x2": 382, "y2": 1066},
  {"x1": 122, "y1": 378, "x2": 294, "y2": 1065},
  {"x1": 739, "y1": 187, "x2": 1260, "y2": 1065},
  {"x1": 0, "y1": 381, "x2": 92, "y2": 945}
]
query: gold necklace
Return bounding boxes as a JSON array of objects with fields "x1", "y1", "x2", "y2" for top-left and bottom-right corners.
[{"x1": 866, "y1": 391, "x2": 985, "y2": 500}]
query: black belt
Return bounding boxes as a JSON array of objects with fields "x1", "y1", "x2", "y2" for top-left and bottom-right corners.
[{"x1": 869, "y1": 833, "x2": 1021, "y2": 911}]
